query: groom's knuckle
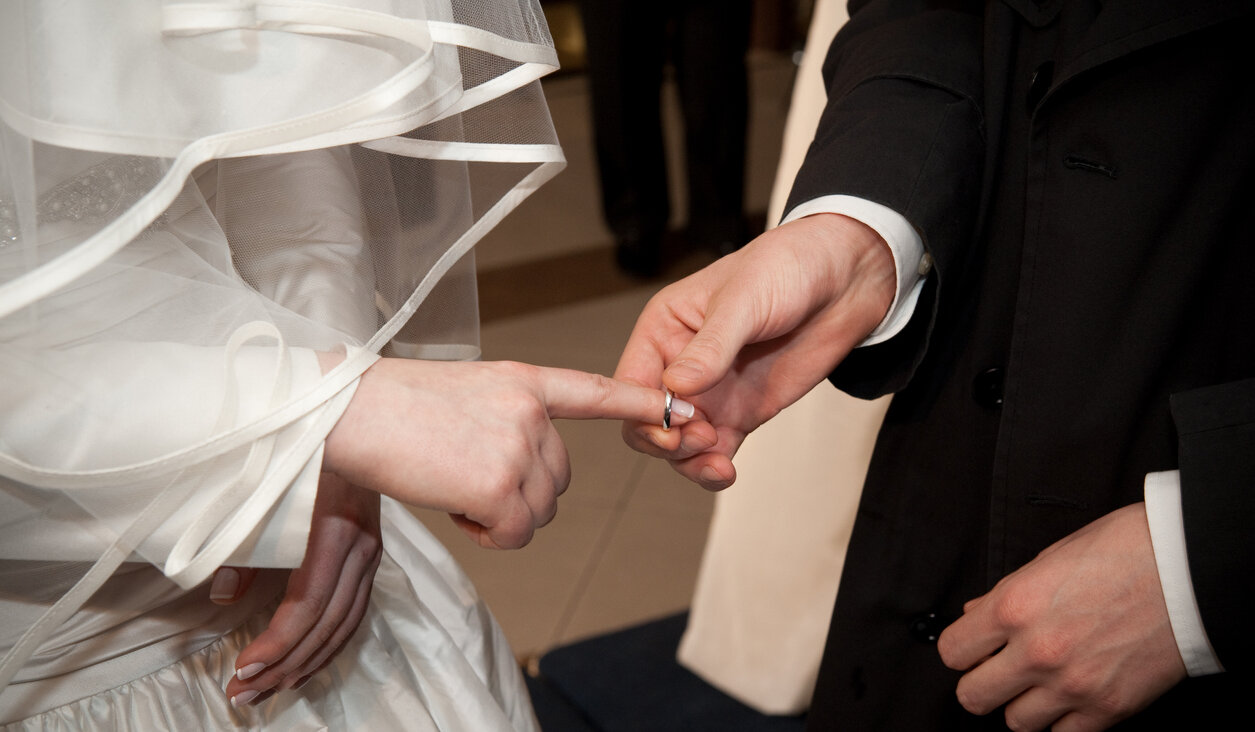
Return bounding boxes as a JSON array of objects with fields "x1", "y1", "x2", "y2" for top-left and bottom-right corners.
[
  {"x1": 992, "y1": 586, "x2": 1036, "y2": 629},
  {"x1": 1025, "y1": 630, "x2": 1073, "y2": 670},
  {"x1": 1056, "y1": 664, "x2": 1117, "y2": 709}
]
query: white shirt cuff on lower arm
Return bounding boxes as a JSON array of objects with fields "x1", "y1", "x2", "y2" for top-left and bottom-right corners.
[
  {"x1": 1144, "y1": 470, "x2": 1225, "y2": 676},
  {"x1": 781, "y1": 195, "x2": 926, "y2": 346}
]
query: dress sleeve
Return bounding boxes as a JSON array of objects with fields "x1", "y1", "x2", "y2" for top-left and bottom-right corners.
[
  {"x1": 0, "y1": 149, "x2": 383, "y2": 587},
  {"x1": 0, "y1": 341, "x2": 345, "y2": 574},
  {"x1": 784, "y1": 0, "x2": 986, "y2": 397}
]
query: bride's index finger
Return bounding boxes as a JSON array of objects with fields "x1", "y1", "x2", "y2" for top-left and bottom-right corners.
[{"x1": 537, "y1": 366, "x2": 696, "y2": 425}]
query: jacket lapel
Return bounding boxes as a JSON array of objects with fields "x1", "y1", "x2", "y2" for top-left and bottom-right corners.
[
  {"x1": 1061, "y1": 0, "x2": 1249, "y2": 79},
  {"x1": 1000, "y1": 0, "x2": 1251, "y2": 109}
]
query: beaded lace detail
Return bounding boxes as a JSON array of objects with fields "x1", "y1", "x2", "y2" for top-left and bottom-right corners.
[{"x1": 0, "y1": 156, "x2": 166, "y2": 246}]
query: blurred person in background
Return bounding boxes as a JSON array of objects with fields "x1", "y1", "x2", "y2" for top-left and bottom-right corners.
[{"x1": 580, "y1": 0, "x2": 753, "y2": 277}]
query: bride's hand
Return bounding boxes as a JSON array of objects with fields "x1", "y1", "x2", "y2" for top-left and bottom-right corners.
[
  {"x1": 323, "y1": 358, "x2": 692, "y2": 550},
  {"x1": 220, "y1": 472, "x2": 382, "y2": 706}
]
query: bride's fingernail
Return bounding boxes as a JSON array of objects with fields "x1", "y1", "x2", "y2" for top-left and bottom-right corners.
[
  {"x1": 671, "y1": 398, "x2": 695, "y2": 419},
  {"x1": 209, "y1": 568, "x2": 240, "y2": 601},
  {"x1": 230, "y1": 689, "x2": 260, "y2": 707},
  {"x1": 236, "y1": 662, "x2": 266, "y2": 681}
]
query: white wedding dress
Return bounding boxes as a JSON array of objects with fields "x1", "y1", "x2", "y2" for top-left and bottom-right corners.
[{"x1": 0, "y1": 2, "x2": 563, "y2": 728}]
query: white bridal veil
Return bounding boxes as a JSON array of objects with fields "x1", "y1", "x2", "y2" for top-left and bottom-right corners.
[{"x1": 0, "y1": 0, "x2": 564, "y2": 691}]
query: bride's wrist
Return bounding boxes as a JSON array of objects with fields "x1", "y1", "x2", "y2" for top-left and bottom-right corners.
[
  {"x1": 316, "y1": 349, "x2": 346, "y2": 375},
  {"x1": 320, "y1": 358, "x2": 381, "y2": 489}
]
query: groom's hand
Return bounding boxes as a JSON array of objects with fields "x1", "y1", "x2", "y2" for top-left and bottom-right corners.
[
  {"x1": 615, "y1": 214, "x2": 896, "y2": 490},
  {"x1": 937, "y1": 503, "x2": 1186, "y2": 731},
  {"x1": 324, "y1": 359, "x2": 691, "y2": 550}
]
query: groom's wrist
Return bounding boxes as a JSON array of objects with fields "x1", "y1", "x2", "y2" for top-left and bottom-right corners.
[{"x1": 805, "y1": 213, "x2": 897, "y2": 340}]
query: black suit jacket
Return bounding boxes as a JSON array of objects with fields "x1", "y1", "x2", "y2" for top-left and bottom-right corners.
[{"x1": 784, "y1": 0, "x2": 1255, "y2": 728}]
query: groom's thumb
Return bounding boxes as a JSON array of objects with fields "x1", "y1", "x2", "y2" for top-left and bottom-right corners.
[{"x1": 662, "y1": 306, "x2": 753, "y2": 396}]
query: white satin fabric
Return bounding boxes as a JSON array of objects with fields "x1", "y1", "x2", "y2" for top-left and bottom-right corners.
[
  {"x1": 1, "y1": 1, "x2": 561, "y2": 727},
  {"x1": 3, "y1": 501, "x2": 539, "y2": 731}
]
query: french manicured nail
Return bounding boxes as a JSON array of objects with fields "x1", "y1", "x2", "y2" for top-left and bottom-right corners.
[
  {"x1": 230, "y1": 689, "x2": 259, "y2": 707},
  {"x1": 236, "y1": 662, "x2": 266, "y2": 681},
  {"x1": 209, "y1": 568, "x2": 239, "y2": 601},
  {"x1": 671, "y1": 397, "x2": 695, "y2": 419}
]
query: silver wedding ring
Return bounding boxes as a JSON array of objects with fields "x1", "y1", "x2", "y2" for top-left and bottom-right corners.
[{"x1": 663, "y1": 388, "x2": 674, "y2": 431}]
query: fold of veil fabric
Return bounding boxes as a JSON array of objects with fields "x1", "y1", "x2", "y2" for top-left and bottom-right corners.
[{"x1": 0, "y1": 1, "x2": 563, "y2": 727}]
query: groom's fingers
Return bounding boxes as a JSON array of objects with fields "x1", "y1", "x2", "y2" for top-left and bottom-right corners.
[
  {"x1": 535, "y1": 365, "x2": 695, "y2": 426},
  {"x1": 614, "y1": 313, "x2": 672, "y2": 394},
  {"x1": 660, "y1": 300, "x2": 756, "y2": 397}
]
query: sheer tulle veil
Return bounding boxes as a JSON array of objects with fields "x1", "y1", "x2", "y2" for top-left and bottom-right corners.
[{"x1": 0, "y1": 0, "x2": 564, "y2": 690}]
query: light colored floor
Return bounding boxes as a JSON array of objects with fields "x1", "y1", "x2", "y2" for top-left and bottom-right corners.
[{"x1": 410, "y1": 51, "x2": 797, "y2": 659}]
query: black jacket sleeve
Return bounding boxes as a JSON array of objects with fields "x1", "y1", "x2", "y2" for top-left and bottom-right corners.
[
  {"x1": 1171, "y1": 378, "x2": 1255, "y2": 671},
  {"x1": 783, "y1": 0, "x2": 986, "y2": 397}
]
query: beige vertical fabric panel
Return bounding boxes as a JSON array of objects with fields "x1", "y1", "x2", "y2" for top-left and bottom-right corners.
[{"x1": 677, "y1": 1, "x2": 891, "y2": 715}]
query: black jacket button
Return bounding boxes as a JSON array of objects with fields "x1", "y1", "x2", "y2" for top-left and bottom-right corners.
[
  {"x1": 972, "y1": 367, "x2": 1004, "y2": 409},
  {"x1": 1026, "y1": 61, "x2": 1054, "y2": 115}
]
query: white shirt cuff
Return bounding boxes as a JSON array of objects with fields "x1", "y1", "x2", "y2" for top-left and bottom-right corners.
[
  {"x1": 1144, "y1": 470, "x2": 1225, "y2": 676},
  {"x1": 781, "y1": 195, "x2": 927, "y2": 346}
]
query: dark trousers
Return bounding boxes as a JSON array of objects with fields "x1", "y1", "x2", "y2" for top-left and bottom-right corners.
[{"x1": 579, "y1": 0, "x2": 751, "y2": 247}]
